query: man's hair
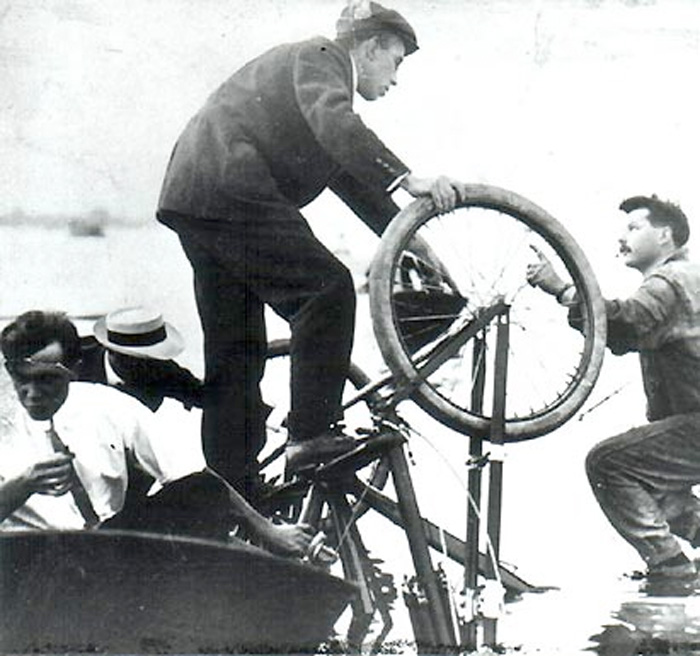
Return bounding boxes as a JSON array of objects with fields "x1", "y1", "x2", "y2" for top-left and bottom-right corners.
[
  {"x1": 336, "y1": 30, "x2": 403, "y2": 53},
  {"x1": 619, "y1": 194, "x2": 690, "y2": 247},
  {"x1": 1, "y1": 311, "x2": 81, "y2": 369},
  {"x1": 335, "y1": 1, "x2": 418, "y2": 55}
]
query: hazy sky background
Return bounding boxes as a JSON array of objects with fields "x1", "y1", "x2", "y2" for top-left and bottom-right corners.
[{"x1": 3, "y1": 0, "x2": 700, "y2": 291}]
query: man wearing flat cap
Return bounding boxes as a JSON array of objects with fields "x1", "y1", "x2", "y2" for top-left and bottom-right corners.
[{"x1": 156, "y1": 1, "x2": 462, "y2": 496}]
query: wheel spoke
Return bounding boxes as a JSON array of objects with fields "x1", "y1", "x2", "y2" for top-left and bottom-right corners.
[{"x1": 370, "y1": 185, "x2": 606, "y2": 441}]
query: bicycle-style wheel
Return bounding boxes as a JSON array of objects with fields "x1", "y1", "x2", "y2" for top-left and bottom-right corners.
[
  {"x1": 369, "y1": 184, "x2": 606, "y2": 441},
  {"x1": 259, "y1": 338, "x2": 389, "y2": 488}
]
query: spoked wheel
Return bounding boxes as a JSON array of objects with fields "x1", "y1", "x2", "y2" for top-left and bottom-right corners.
[
  {"x1": 369, "y1": 184, "x2": 607, "y2": 441},
  {"x1": 259, "y1": 338, "x2": 390, "y2": 495}
]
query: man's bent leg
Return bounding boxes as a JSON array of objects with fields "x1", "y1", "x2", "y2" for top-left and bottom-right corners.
[
  {"x1": 286, "y1": 262, "x2": 356, "y2": 442},
  {"x1": 586, "y1": 414, "x2": 700, "y2": 567},
  {"x1": 102, "y1": 471, "x2": 233, "y2": 541},
  {"x1": 163, "y1": 207, "x2": 357, "y2": 479},
  {"x1": 235, "y1": 208, "x2": 357, "y2": 443},
  {"x1": 659, "y1": 489, "x2": 700, "y2": 545}
]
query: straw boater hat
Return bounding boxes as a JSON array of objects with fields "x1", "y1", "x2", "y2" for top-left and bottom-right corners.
[{"x1": 93, "y1": 306, "x2": 184, "y2": 360}]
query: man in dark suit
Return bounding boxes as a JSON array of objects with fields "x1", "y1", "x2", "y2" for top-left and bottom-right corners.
[{"x1": 156, "y1": 2, "x2": 462, "y2": 497}]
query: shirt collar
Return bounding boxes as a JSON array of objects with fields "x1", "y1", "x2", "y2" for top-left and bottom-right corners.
[
  {"x1": 644, "y1": 246, "x2": 689, "y2": 278},
  {"x1": 666, "y1": 246, "x2": 689, "y2": 263},
  {"x1": 104, "y1": 352, "x2": 122, "y2": 386},
  {"x1": 349, "y1": 51, "x2": 358, "y2": 100}
]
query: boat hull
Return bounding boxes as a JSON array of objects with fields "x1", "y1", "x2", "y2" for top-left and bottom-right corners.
[{"x1": 0, "y1": 530, "x2": 356, "y2": 653}]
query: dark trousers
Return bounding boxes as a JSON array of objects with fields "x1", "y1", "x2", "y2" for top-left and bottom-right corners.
[
  {"x1": 159, "y1": 208, "x2": 356, "y2": 493},
  {"x1": 586, "y1": 412, "x2": 700, "y2": 566},
  {"x1": 101, "y1": 471, "x2": 233, "y2": 542}
]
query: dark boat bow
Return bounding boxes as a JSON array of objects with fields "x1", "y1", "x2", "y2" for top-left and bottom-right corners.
[{"x1": 0, "y1": 529, "x2": 356, "y2": 653}]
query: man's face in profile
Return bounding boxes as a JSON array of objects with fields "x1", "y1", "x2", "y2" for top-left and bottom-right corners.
[
  {"x1": 356, "y1": 35, "x2": 405, "y2": 101},
  {"x1": 7, "y1": 341, "x2": 72, "y2": 421}
]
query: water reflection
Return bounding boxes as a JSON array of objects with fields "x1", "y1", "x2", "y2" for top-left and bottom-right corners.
[{"x1": 590, "y1": 595, "x2": 700, "y2": 655}]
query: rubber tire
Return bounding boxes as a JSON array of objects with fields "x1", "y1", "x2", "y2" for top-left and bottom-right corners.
[{"x1": 369, "y1": 184, "x2": 607, "y2": 442}]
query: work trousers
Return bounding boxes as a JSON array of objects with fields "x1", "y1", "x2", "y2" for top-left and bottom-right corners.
[
  {"x1": 586, "y1": 412, "x2": 700, "y2": 566},
  {"x1": 159, "y1": 209, "x2": 356, "y2": 494},
  {"x1": 102, "y1": 471, "x2": 233, "y2": 541}
]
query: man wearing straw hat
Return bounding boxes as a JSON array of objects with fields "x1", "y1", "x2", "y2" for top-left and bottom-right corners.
[
  {"x1": 77, "y1": 306, "x2": 207, "y2": 503},
  {"x1": 83, "y1": 306, "x2": 203, "y2": 412},
  {"x1": 0, "y1": 310, "x2": 313, "y2": 556},
  {"x1": 156, "y1": 1, "x2": 462, "y2": 496}
]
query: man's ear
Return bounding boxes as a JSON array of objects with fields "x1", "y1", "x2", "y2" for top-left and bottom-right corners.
[
  {"x1": 363, "y1": 35, "x2": 381, "y2": 60},
  {"x1": 659, "y1": 225, "x2": 674, "y2": 247}
]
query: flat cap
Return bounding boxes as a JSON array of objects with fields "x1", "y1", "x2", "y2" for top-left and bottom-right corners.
[{"x1": 336, "y1": 1, "x2": 418, "y2": 55}]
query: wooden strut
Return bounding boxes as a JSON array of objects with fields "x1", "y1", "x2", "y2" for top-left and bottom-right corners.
[
  {"x1": 346, "y1": 477, "x2": 538, "y2": 596},
  {"x1": 483, "y1": 306, "x2": 510, "y2": 646},
  {"x1": 462, "y1": 306, "x2": 510, "y2": 650},
  {"x1": 298, "y1": 305, "x2": 527, "y2": 651},
  {"x1": 462, "y1": 332, "x2": 486, "y2": 649},
  {"x1": 300, "y1": 445, "x2": 459, "y2": 652},
  {"x1": 387, "y1": 444, "x2": 458, "y2": 649}
]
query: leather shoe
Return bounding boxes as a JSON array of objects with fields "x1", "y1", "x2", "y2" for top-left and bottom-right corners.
[
  {"x1": 641, "y1": 559, "x2": 699, "y2": 597},
  {"x1": 286, "y1": 433, "x2": 357, "y2": 474}
]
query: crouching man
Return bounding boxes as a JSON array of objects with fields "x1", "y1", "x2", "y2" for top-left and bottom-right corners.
[
  {"x1": 528, "y1": 195, "x2": 700, "y2": 595},
  {"x1": 0, "y1": 310, "x2": 312, "y2": 557}
]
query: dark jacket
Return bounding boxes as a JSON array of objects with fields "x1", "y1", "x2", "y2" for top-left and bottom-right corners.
[
  {"x1": 76, "y1": 337, "x2": 204, "y2": 413},
  {"x1": 157, "y1": 36, "x2": 407, "y2": 235}
]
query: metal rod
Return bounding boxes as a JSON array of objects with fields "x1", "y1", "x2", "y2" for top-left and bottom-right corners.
[
  {"x1": 462, "y1": 332, "x2": 486, "y2": 649},
  {"x1": 387, "y1": 443, "x2": 457, "y2": 649},
  {"x1": 484, "y1": 308, "x2": 510, "y2": 646}
]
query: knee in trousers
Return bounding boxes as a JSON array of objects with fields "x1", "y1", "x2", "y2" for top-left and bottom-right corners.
[{"x1": 585, "y1": 444, "x2": 607, "y2": 486}]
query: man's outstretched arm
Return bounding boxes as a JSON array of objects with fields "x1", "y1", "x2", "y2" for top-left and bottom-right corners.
[
  {"x1": 526, "y1": 245, "x2": 677, "y2": 355},
  {"x1": 205, "y1": 467, "x2": 314, "y2": 558}
]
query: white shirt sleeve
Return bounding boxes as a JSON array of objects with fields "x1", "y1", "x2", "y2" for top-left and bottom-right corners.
[{"x1": 110, "y1": 391, "x2": 173, "y2": 484}]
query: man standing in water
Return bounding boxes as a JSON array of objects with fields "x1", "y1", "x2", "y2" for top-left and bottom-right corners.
[
  {"x1": 528, "y1": 195, "x2": 700, "y2": 595},
  {"x1": 156, "y1": 1, "x2": 462, "y2": 498}
]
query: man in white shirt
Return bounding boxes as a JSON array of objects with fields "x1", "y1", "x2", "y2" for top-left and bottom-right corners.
[
  {"x1": 78, "y1": 306, "x2": 208, "y2": 491},
  {"x1": 0, "y1": 310, "x2": 312, "y2": 557}
]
